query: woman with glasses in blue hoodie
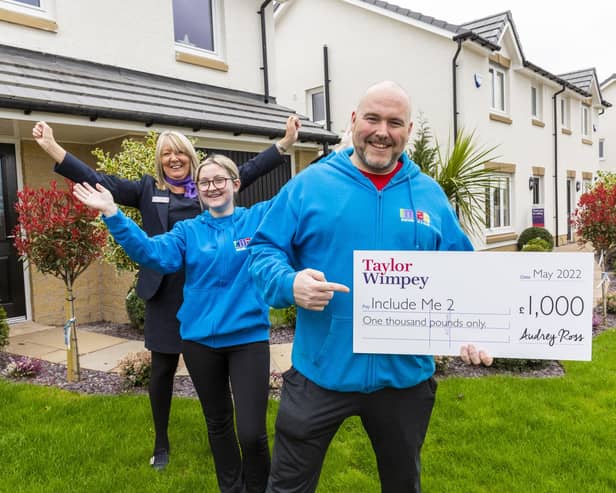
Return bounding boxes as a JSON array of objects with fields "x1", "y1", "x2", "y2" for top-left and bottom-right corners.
[
  {"x1": 33, "y1": 118, "x2": 298, "y2": 471},
  {"x1": 70, "y1": 149, "x2": 295, "y2": 493}
]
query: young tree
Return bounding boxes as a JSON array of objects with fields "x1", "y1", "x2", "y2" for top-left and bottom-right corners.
[
  {"x1": 408, "y1": 120, "x2": 499, "y2": 236},
  {"x1": 91, "y1": 132, "x2": 158, "y2": 272},
  {"x1": 13, "y1": 180, "x2": 107, "y2": 381},
  {"x1": 574, "y1": 181, "x2": 616, "y2": 319},
  {"x1": 408, "y1": 113, "x2": 438, "y2": 175},
  {"x1": 433, "y1": 129, "x2": 499, "y2": 236}
]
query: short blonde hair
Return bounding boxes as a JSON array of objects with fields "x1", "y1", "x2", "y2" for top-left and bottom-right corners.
[
  {"x1": 154, "y1": 131, "x2": 200, "y2": 190},
  {"x1": 195, "y1": 154, "x2": 241, "y2": 209},
  {"x1": 196, "y1": 154, "x2": 240, "y2": 181}
]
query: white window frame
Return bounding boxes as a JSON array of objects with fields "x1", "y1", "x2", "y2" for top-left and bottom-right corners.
[
  {"x1": 599, "y1": 138, "x2": 606, "y2": 160},
  {"x1": 307, "y1": 87, "x2": 326, "y2": 125},
  {"x1": 173, "y1": 0, "x2": 225, "y2": 61},
  {"x1": 485, "y1": 173, "x2": 512, "y2": 231},
  {"x1": 560, "y1": 97, "x2": 571, "y2": 129},
  {"x1": 581, "y1": 105, "x2": 590, "y2": 137},
  {"x1": 530, "y1": 83, "x2": 543, "y2": 120},
  {"x1": 531, "y1": 86, "x2": 538, "y2": 118},
  {"x1": 489, "y1": 65, "x2": 506, "y2": 113}
]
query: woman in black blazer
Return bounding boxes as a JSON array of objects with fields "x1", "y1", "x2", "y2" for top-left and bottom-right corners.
[{"x1": 32, "y1": 118, "x2": 299, "y2": 470}]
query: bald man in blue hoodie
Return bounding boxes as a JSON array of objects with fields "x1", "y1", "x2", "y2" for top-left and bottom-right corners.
[{"x1": 249, "y1": 81, "x2": 491, "y2": 493}]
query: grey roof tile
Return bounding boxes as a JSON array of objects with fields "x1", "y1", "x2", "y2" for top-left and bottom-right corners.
[
  {"x1": 0, "y1": 44, "x2": 339, "y2": 144},
  {"x1": 357, "y1": 0, "x2": 467, "y2": 34},
  {"x1": 601, "y1": 74, "x2": 616, "y2": 87}
]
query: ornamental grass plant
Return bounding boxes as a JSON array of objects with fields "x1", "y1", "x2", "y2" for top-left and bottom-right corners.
[{"x1": 0, "y1": 330, "x2": 614, "y2": 492}]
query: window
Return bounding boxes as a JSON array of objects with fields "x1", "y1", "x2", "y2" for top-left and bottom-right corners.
[
  {"x1": 485, "y1": 174, "x2": 511, "y2": 229},
  {"x1": 489, "y1": 65, "x2": 506, "y2": 112},
  {"x1": 583, "y1": 179, "x2": 592, "y2": 192},
  {"x1": 307, "y1": 88, "x2": 325, "y2": 124},
  {"x1": 13, "y1": 0, "x2": 40, "y2": 5},
  {"x1": 173, "y1": 0, "x2": 217, "y2": 53},
  {"x1": 560, "y1": 97, "x2": 571, "y2": 128},
  {"x1": 530, "y1": 84, "x2": 543, "y2": 120},
  {"x1": 599, "y1": 139, "x2": 605, "y2": 159},
  {"x1": 531, "y1": 86, "x2": 538, "y2": 117},
  {"x1": 581, "y1": 105, "x2": 590, "y2": 137}
]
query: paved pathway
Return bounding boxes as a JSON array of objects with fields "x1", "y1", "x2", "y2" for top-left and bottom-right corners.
[{"x1": 6, "y1": 321, "x2": 292, "y2": 376}]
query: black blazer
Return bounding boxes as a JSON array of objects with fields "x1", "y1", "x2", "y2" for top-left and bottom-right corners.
[{"x1": 54, "y1": 145, "x2": 285, "y2": 300}]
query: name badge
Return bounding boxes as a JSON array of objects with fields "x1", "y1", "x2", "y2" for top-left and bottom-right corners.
[{"x1": 152, "y1": 196, "x2": 170, "y2": 204}]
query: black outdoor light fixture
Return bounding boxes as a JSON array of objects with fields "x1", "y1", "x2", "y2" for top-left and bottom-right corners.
[{"x1": 576, "y1": 180, "x2": 581, "y2": 192}]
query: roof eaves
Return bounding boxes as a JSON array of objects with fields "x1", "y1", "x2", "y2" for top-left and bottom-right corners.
[
  {"x1": 357, "y1": 0, "x2": 466, "y2": 34},
  {"x1": 523, "y1": 60, "x2": 590, "y2": 98},
  {"x1": 0, "y1": 95, "x2": 341, "y2": 143},
  {"x1": 0, "y1": 44, "x2": 340, "y2": 145},
  {"x1": 600, "y1": 74, "x2": 616, "y2": 87},
  {"x1": 452, "y1": 30, "x2": 500, "y2": 52}
]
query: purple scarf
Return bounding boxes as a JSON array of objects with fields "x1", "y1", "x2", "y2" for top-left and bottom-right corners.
[{"x1": 164, "y1": 175, "x2": 197, "y2": 199}]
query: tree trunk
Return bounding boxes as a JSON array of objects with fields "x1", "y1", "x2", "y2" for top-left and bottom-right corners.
[
  {"x1": 65, "y1": 281, "x2": 80, "y2": 382},
  {"x1": 601, "y1": 250, "x2": 608, "y2": 324}
]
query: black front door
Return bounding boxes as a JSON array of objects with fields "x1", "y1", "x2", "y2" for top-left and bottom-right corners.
[
  {"x1": 0, "y1": 144, "x2": 26, "y2": 319},
  {"x1": 566, "y1": 178, "x2": 574, "y2": 242}
]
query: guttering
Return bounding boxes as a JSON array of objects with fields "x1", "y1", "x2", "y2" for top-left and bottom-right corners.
[
  {"x1": 451, "y1": 38, "x2": 463, "y2": 140},
  {"x1": 258, "y1": 0, "x2": 274, "y2": 103},
  {"x1": 451, "y1": 31, "x2": 500, "y2": 141},
  {"x1": 453, "y1": 31, "x2": 500, "y2": 52},
  {"x1": 523, "y1": 61, "x2": 590, "y2": 99},
  {"x1": 0, "y1": 97, "x2": 341, "y2": 145},
  {"x1": 552, "y1": 84, "x2": 566, "y2": 247},
  {"x1": 323, "y1": 44, "x2": 332, "y2": 155}
]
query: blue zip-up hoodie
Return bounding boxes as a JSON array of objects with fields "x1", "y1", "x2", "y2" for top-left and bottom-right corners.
[
  {"x1": 104, "y1": 203, "x2": 272, "y2": 348},
  {"x1": 249, "y1": 148, "x2": 473, "y2": 392}
]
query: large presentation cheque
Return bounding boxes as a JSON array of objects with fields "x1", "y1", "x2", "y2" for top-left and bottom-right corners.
[{"x1": 353, "y1": 251, "x2": 594, "y2": 361}]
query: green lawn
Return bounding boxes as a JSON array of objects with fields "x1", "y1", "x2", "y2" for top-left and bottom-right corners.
[{"x1": 1, "y1": 330, "x2": 615, "y2": 492}]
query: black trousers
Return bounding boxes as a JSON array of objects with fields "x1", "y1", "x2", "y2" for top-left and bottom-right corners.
[
  {"x1": 267, "y1": 368, "x2": 437, "y2": 493},
  {"x1": 182, "y1": 340, "x2": 271, "y2": 493}
]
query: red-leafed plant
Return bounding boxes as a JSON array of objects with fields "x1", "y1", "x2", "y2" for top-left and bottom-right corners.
[
  {"x1": 574, "y1": 182, "x2": 616, "y2": 254},
  {"x1": 573, "y1": 181, "x2": 616, "y2": 320},
  {"x1": 13, "y1": 180, "x2": 107, "y2": 381}
]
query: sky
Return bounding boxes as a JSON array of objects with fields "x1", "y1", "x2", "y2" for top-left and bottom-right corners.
[{"x1": 391, "y1": 0, "x2": 616, "y2": 84}]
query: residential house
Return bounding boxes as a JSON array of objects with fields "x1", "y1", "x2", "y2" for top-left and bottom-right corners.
[
  {"x1": 274, "y1": 0, "x2": 610, "y2": 250},
  {"x1": 0, "y1": 0, "x2": 338, "y2": 324},
  {"x1": 599, "y1": 74, "x2": 616, "y2": 171}
]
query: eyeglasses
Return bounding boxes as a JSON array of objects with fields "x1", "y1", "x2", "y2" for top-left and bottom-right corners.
[{"x1": 197, "y1": 177, "x2": 234, "y2": 191}]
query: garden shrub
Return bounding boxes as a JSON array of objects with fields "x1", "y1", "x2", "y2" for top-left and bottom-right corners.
[
  {"x1": 125, "y1": 285, "x2": 145, "y2": 331},
  {"x1": 0, "y1": 307, "x2": 9, "y2": 352},
  {"x1": 3, "y1": 356, "x2": 42, "y2": 378},
  {"x1": 521, "y1": 238, "x2": 552, "y2": 252},
  {"x1": 606, "y1": 293, "x2": 616, "y2": 314},
  {"x1": 117, "y1": 351, "x2": 151, "y2": 389},
  {"x1": 517, "y1": 227, "x2": 554, "y2": 251},
  {"x1": 269, "y1": 306, "x2": 296, "y2": 329},
  {"x1": 434, "y1": 355, "x2": 451, "y2": 374}
]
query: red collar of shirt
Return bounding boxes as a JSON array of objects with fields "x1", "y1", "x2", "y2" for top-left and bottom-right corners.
[{"x1": 359, "y1": 161, "x2": 403, "y2": 190}]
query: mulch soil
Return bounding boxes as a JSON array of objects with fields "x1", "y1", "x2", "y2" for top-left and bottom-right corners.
[{"x1": 1, "y1": 309, "x2": 612, "y2": 399}]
